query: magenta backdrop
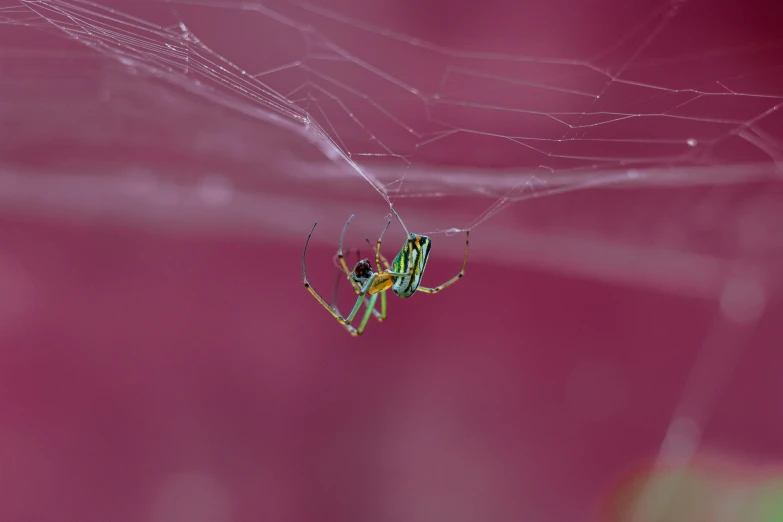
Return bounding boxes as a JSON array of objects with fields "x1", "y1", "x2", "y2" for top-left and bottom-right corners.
[{"x1": 1, "y1": 0, "x2": 782, "y2": 521}]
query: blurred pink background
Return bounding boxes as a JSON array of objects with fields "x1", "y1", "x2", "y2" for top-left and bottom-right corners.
[{"x1": 1, "y1": 0, "x2": 782, "y2": 520}]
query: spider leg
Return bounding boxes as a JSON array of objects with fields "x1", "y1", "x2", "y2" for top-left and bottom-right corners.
[
  {"x1": 333, "y1": 247, "x2": 360, "y2": 277},
  {"x1": 353, "y1": 292, "x2": 380, "y2": 335},
  {"x1": 331, "y1": 268, "x2": 385, "y2": 323},
  {"x1": 332, "y1": 232, "x2": 384, "y2": 322},
  {"x1": 302, "y1": 221, "x2": 383, "y2": 335},
  {"x1": 416, "y1": 230, "x2": 469, "y2": 294},
  {"x1": 334, "y1": 215, "x2": 363, "y2": 292},
  {"x1": 374, "y1": 220, "x2": 412, "y2": 277},
  {"x1": 365, "y1": 237, "x2": 391, "y2": 270},
  {"x1": 374, "y1": 220, "x2": 392, "y2": 273}
]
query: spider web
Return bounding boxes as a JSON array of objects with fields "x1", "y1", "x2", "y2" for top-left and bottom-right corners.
[
  {"x1": 1, "y1": 1, "x2": 782, "y2": 520},
  {"x1": 0, "y1": 1, "x2": 780, "y2": 297},
  {"x1": 1, "y1": 0, "x2": 782, "y2": 300}
]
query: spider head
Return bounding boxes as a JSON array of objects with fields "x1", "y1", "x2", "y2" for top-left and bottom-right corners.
[{"x1": 350, "y1": 259, "x2": 374, "y2": 283}]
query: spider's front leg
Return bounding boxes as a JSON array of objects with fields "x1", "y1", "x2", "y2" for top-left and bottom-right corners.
[
  {"x1": 348, "y1": 292, "x2": 381, "y2": 336},
  {"x1": 332, "y1": 247, "x2": 385, "y2": 323},
  {"x1": 337, "y1": 276, "x2": 385, "y2": 336},
  {"x1": 302, "y1": 221, "x2": 384, "y2": 336},
  {"x1": 304, "y1": 268, "x2": 379, "y2": 336}
]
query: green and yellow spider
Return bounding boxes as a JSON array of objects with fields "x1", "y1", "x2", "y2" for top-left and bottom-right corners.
[{"x1": 302, "y1": 214, "x2": 469, "y2": 336}]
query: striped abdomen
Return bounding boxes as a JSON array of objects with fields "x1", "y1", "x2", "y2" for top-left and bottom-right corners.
[{"x1": 391, "y1": 234, "x2": 432, "y2": 298}]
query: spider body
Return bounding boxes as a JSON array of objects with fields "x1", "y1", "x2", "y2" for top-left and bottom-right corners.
[
  {"x1": 302, "y1": 215, "x2": 468, "y2": 336},
  {"x1": 351, "y1": 258, "x2": 391, "y2": 295}
]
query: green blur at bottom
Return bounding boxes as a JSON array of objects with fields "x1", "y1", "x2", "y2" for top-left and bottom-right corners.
[{"x1": 602, "y1": 464, "x2": 783, "y2": 522}]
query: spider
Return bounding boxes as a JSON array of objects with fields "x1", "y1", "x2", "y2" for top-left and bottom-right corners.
[{"x1": 302, "y1": 214, "x2": 469, "y2": 336}]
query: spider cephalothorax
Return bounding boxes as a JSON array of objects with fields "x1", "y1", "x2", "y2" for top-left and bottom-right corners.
[
  {"x1": 302, "y1": 214, "x2": 469, "y2": 336},
  {"x1": 351, "y1": 259, "x2": 374, "y2": 282}
]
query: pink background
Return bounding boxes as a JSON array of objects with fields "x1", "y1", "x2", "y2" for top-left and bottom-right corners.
[{"x1": 1, "y1": 0, "x2": 782, "y2": 520}]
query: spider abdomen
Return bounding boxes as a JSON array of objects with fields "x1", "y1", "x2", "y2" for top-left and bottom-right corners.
[{"x1": 391, "y1": 234, "x2": 432, "y2": 298}]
